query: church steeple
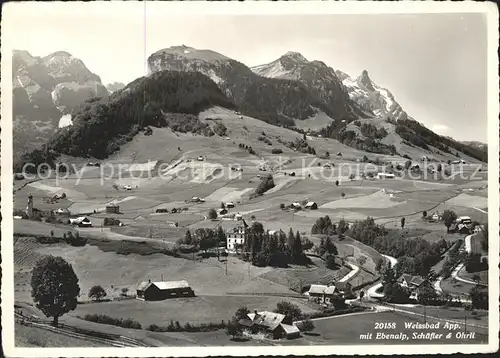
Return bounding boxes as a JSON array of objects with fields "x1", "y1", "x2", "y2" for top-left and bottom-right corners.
[{"x1": 26, "y1": 193, "x2": 33, "y2": 218}]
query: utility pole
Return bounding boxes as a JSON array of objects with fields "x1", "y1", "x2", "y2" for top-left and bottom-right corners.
[
  {"x1": 424, "y1": 305, "x2": 427, "y2": 324},
  {"x1": 464, "y1": 315, "x2": 467, "y2": 333},
  {"x1": 225, "y1": 256, "x2": 228, "y2": 275}
]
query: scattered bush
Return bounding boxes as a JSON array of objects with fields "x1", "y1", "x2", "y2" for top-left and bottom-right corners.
[
  {"x1": 103, "y1": 217, "x2": 121, "y2": 226},
  {"x1": 147, "y1": 321, "x2": 227, "y2": 333},
  {"x1": 254, "y1": 175, "x2": 275, "y2": 196},
  {"x1": 83, "y1": 314, "x2": 142, "y2": 329},
  {"x1": 88, "y1": 285, "x2": 107, "y2": 301},
  {"x1": 213, "y1": 122, "x2": 228, "y2": 136}
]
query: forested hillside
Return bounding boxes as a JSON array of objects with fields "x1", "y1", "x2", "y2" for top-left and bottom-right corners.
[{"x1": 395, "y1": 119, "x2": 488, "y2": 162}]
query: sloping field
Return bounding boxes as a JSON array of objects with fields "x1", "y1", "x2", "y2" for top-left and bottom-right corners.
[
  {"x1": 260, "y1": 262, "x2": 352, "y2": 291},
  {"x1": 14, "y1": 237, "x2": 49, "y2": 271},
  {"x1": 25, "y1": 244, "x2": 295, "y2": 301},
  {"x1": 15, "y1": 323, "x2": 107, "y2": 347},
  {"x1": 125, "y1": 161, "x2": 158, "y2": 172},
  {"x1": 433, "y1": 203, "x2": 488, "y2": 223},
  {"x1": 71, "y1": 295, "x2": 315, "y2": 326},
  {"x1": 392, "y1": 190, "x2": 456, "y2": 203},
  {"x1": 293, "y1": 110, "x2": 335, "y2": 131},
  {"x1": 28, "y1": 181, "x2": 87, "y2": 200},
  {"x1": 264, "y1": 176, "x2": 301, "y2": 195},
  {"x1": 14, "y1": 220, "x2": 76, "y2": 238},
  {"x1": 321, "y1": 190, "x2": 405, "y2": 209}
]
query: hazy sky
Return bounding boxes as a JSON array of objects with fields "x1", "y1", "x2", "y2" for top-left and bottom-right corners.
[{"x1": 8, "y1": 4, "x2": 489, "y2": 142}]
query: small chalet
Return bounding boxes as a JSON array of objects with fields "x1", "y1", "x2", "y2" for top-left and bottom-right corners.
[
  {"x1": 397, "y1": 274, "x2": 429, "y2": 291},
  {"x1": 291, "y1": 202, "x2": 302, "y2": 210},
  {"x1": 305, "y1": 202, "x2": 318, "y2": 210},
  {"x1": 218, "y1": 208, "x2": 228, "y2": 215},
  {"x1": 430, "y1": 211, "x2": 442, "y2": 221},
  {"x1": 225, "y1": 202, "x2": 235, "y2": 208},
  {"x1": 136, "y1": 280, "x2": 195, "y2": 301},
  {"x1": 54, "y1": 208, "x2": 71, "y2": 216},
  {"x1": 306, "y1": 284, "x2": 341, "y2": 303},
  {"x1": 240, "y1": 311, "x2": 300, "y2": 340}
]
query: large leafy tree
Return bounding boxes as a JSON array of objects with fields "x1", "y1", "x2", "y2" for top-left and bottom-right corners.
[
  {"x1": 88, "y1": 285, "x2": 107, "y2": 301},
  {"x1": 226, "y1": 318, "x2": 242, "y2": 340},
  {"x1": 442, "y1": 210, "x2": 457, "y2": 233},
  {"x1": 274, "y1": 301, "x2": 302, "y2": 324},
  {"x1": 234, "y1": 306, "x2": 250, "y2": 321},
  {"x1": 31, "y1": 256, "x2": 80, "y2": 326}
]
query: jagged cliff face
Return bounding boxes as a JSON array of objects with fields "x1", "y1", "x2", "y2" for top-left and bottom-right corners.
[
  {"x1": 251, "y1": 52, "x2": 358, "y2": 119},
  {"x1": 147, "y1": 46, "x2": 354, "y2": 123},
  {"x1": 336, "y1": 69, "x2": 409, "y2": 122},
  {"x1": 12, "y1": 50, "x2": 108, "y2": 154},
  {"x1": 106, "y1": 82, "x2": 126, "y2": 93}
]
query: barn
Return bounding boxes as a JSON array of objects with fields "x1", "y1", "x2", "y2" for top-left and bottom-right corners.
[
  {"x1": 241, "y1": 311, "x2": 300, "y2": 339},
  {"x1": 136, "y1": 280, "x2": 195, "y2": 301},
  {"x1": 305, "y1": 201, "x2": 318, "y2": 210}
]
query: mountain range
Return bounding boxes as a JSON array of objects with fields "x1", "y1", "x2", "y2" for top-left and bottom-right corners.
[{"x1": 13, "y1": 46, "x2": 487, "y2": 168}]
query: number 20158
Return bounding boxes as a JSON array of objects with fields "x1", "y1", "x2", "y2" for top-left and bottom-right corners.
[{"x1": 374, "y1": 322, "x2": 396, "y2": 329}]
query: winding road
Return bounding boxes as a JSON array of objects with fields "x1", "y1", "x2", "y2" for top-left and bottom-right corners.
[{"x1": 366, "y1": 254, "x2": 398, "y2": 299}]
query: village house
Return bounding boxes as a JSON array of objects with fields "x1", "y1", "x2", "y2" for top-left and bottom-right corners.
[
  {"x1": 449, "y1": 216, "x2": 473, "y2": 234},
  {"x1": 305, "y1": 282, "x2": 351, "y2": 303},
  {"x1": 54, "y1": 208, "x2": 71, "y2": 216},
  {"x1": 239, "y1": 311, "x2": 300, "y2": 340},
  {"x1": 291, "y1": 202, "x2": 302, "y2": 210},
  {"x1": 376, "y1": 172, "x2": 395, "y2": 179},
  {"x1": 136, "y1": 280, "x2": 195, "y2": 301},
  {"x1": 226, "y1": 222, "x2": 248, "y2": 253},
  {"x1": 305, "y1": 201, "x2": 318, "y2": 210},
  {"x1": 396, "y1": 274, "x2": 431, "y2": 300},
  {"x1": 430, "y1": 211, "x2": 442, "y2": 222}
]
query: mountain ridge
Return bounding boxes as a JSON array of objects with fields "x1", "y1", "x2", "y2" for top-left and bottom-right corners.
[
  {"x1": 14, "y1": 46, "x2": 487, "y2": 167},
  {"x1": 147, "y1": 45, "x2": 358, "y2": 128},
  {"x1": 12, "y1": 50, "x2": 108, "y2": 155}
]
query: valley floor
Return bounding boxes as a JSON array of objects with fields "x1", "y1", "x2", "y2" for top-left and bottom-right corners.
[{"x1": 11, "y1": 108, "x2": 489, "y2": 347}]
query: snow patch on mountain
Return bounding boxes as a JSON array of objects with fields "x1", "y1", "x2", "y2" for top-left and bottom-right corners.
[
  {"x1": 59, "y1": 114, "x2": 73, "y2": 128},
  {"x1": 337, "y1": 69, "x2": 408, "y2": 121}
]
